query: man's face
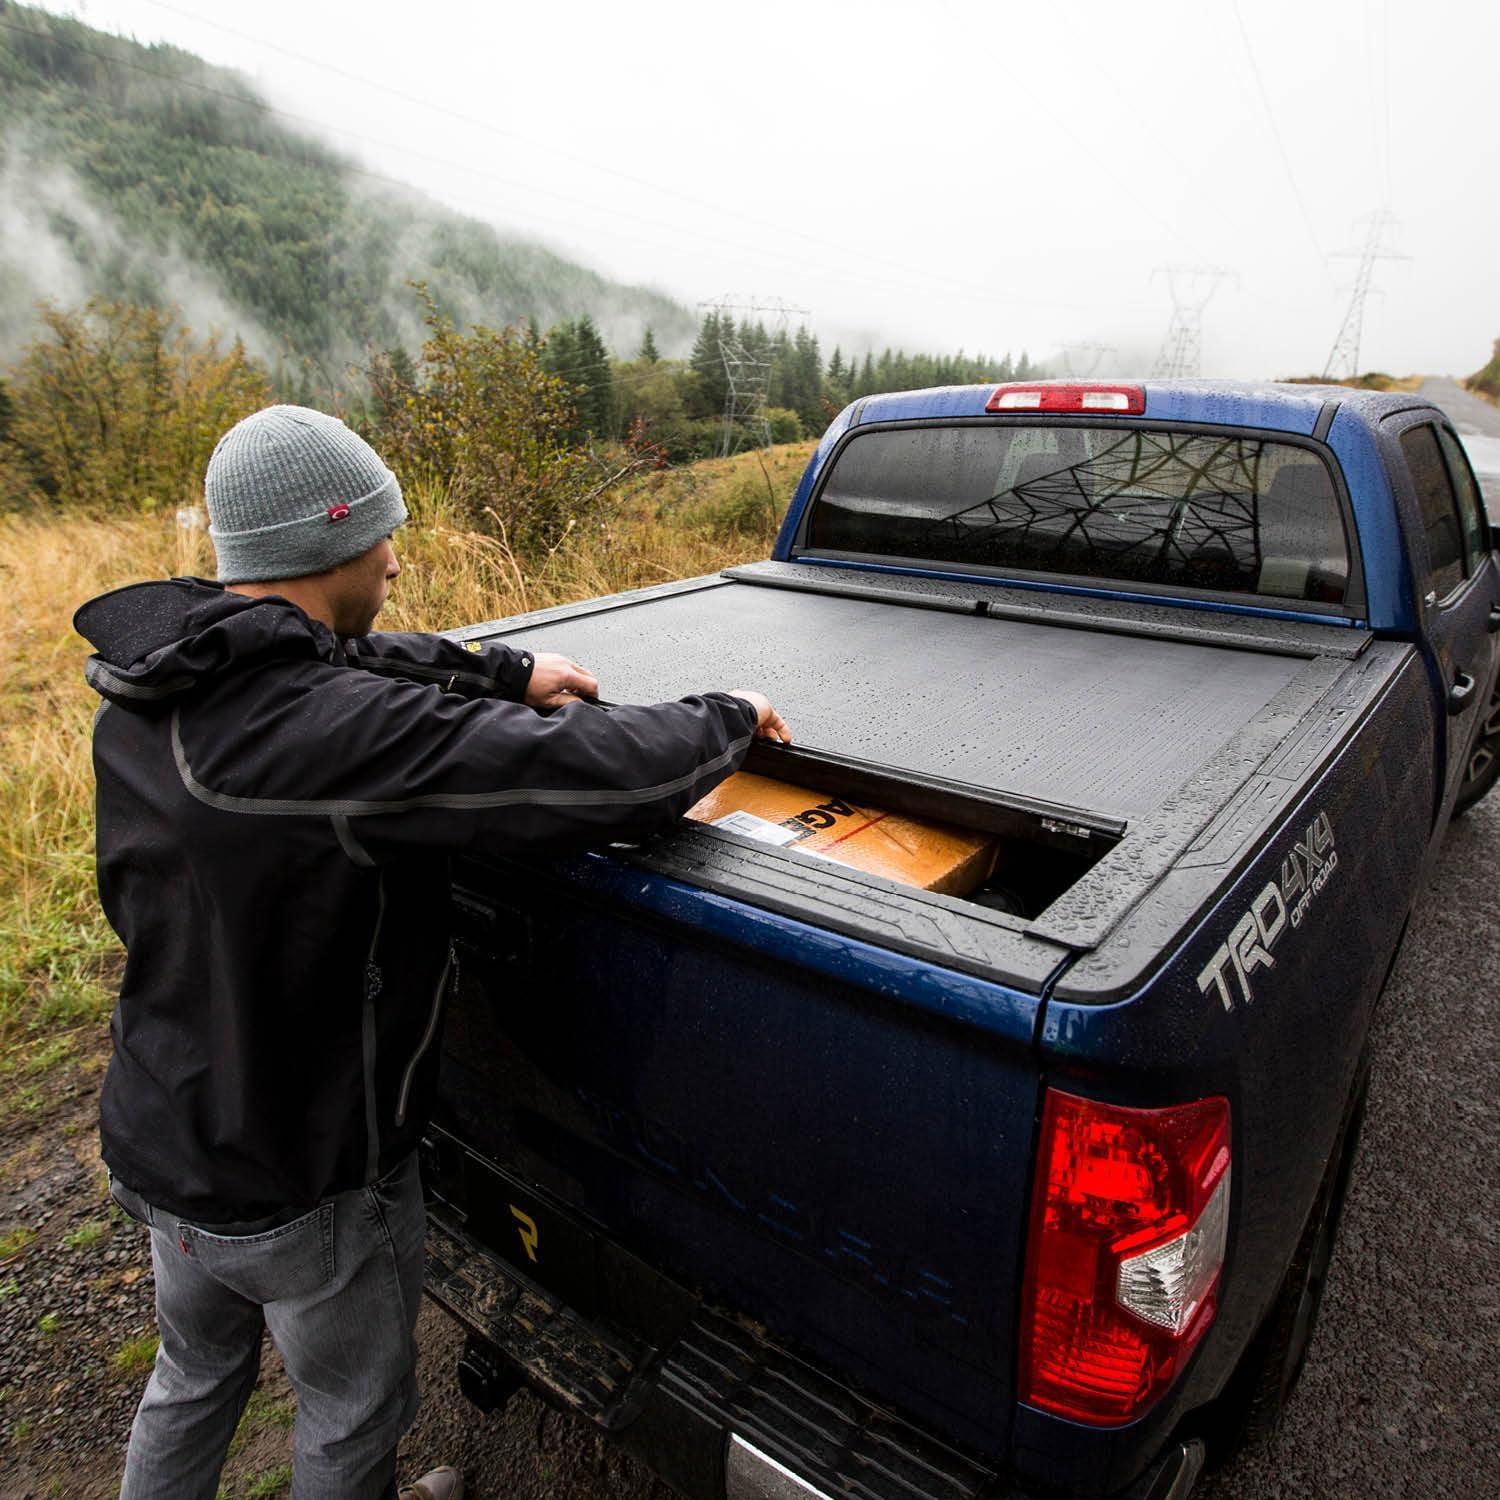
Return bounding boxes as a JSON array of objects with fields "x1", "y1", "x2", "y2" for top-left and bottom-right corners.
[{"x1": 328, "y1": 536, "x2": 400, "y2": 637}]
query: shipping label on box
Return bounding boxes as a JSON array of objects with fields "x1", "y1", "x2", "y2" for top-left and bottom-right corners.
[{"x1": 687, "y1": 772, "x2": 996, "y2": 896}]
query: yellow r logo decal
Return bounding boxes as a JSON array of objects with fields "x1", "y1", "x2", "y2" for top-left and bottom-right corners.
[{"x1": 510, "y1": 1205, "x2": 538, "y2": 1263}]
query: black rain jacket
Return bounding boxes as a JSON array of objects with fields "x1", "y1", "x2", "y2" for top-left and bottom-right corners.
[{"x1": 75, "y1": 578, "x2": 756, "y2": 1226}]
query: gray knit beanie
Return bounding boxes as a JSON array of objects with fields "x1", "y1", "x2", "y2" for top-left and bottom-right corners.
[{"x1": 205, "y1": 405, "x2": 408, "y2": 584}]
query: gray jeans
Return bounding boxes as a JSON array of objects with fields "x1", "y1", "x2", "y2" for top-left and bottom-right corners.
[{"x1": 110, "y1": 1152, "x2": 425, "y2": 1500}]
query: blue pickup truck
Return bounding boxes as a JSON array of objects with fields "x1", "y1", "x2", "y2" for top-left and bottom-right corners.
[{"x1": 418, "y1": 380, "x2": 1499, "y2": 1500}]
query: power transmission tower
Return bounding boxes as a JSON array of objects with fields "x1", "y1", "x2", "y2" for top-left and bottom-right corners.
[
  {"x1": 1056, "y1": 342, "x2": 1117, "y2": 378},
  {"x1": 1151, "y1": 267, "x2": 1235, "y2": 379},
  {"x1": 698, "y1": 295, "x2": 811, "y2": 456},
  {"x1": 1321, "y1": 211, "x2": 1408, "y2": 380}
]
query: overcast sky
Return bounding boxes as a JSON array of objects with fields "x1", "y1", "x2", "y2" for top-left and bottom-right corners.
[{"x1": 42, "y1": 0, "x2": 1500, "y2": 377}]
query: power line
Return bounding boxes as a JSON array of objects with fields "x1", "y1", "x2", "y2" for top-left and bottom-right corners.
[
  {"x1": 1359, "y1": 0, "x2": 1395, "y2": 211},
  {"x1": 134, "y1": 0, "x2": 1045, "y2": 303},
  {"x1": 0, "y1": 14, "x2": 912, "y2": 306},
  {"x1": 107, "y1": 0, "x2": 1109, "y2": 320},
  {"x1": 1382, "y1": 0, "x2": 1393, "y2": 208},
  {"x1": 1229, "y1": 0, "x2": 1327, "y2": 272}
]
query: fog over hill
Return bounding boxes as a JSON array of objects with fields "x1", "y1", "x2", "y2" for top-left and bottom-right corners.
[{"x1": 0, "y1": 4, "x2": 697, "y2": 380}]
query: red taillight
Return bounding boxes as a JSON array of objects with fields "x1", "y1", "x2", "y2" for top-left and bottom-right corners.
[
  {"x1": 1019, "y1": 1090, "x2": 1230, "y2": 1426},
  {"x1": 986, "y1": 382, "x2": 1145, "y2": 415}
]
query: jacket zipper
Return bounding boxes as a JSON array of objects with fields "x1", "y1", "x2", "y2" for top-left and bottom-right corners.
[
  {"x1": 362, "y1": 874, "x2": 388, "y2": 1182},
  {"x1": 393, "y1": 946, "x2": 455, "y2": 1129}
]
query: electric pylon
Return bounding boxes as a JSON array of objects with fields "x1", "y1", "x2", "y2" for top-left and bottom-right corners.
[
  {"x1": 1151, "y1": 267, "x2": 1235, "y2": 379},
  {"x1": 1321, "y1": 211, "x2": 1408, "y2": 380},
  {"x1": 698, "y1": 295, "x2": 810, "y2": 456},
  {"x1": 1056, "y1": 342, "x2": 1117, "y2": 378}
]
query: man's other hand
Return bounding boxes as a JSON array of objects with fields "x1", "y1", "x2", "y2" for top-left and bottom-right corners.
[
  {"x1": 525, "y1": 653, "x2": 600, "y2": 710},
  {"x1": 728, "y1": 690, "x2": 793, "y2": 744}
]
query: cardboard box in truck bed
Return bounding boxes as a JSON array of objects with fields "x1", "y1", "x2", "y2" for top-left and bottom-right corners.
[{"x1": 687, "y1": 771, "x2": 997, "y2": 895}]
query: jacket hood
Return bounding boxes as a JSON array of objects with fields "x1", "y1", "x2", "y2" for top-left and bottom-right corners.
[{"x1": 74, "y1": 578, "x2": 337, "y2": 709}]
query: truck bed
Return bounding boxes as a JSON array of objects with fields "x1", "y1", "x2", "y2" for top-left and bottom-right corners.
[{"x1": 453, "y1": 562, "x2": 1409, "y2": 998}]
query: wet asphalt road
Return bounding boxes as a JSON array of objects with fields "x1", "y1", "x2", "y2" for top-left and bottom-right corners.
[
  {"x1": 1421, "y1": 376, "x2": 1500, "y2": 497},
  {"x1": 411, "y1": 380, "x2": 1500, "y2": 1499}
]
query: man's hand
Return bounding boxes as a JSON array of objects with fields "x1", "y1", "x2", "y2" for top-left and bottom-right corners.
[
  {"x1": 525, "y1": 653, "x2": 600, "y2": 710},
  {"x1": 728, "y1": 689, "x2": 793, "y2": 744}
]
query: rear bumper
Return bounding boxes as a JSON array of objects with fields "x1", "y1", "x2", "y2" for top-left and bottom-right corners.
[{"x1": 423, "y1": 1207, "x2": 1203, "y2": 1500}]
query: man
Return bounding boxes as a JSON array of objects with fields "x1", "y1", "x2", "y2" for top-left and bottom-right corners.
[{"x1": 75, "y1": 404, "x2": 790, "y2": 1499}]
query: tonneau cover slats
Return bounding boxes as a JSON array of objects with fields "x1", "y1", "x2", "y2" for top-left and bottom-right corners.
[{"x1": 469, "y1": 579, "x2": 1313, "y2": 823}]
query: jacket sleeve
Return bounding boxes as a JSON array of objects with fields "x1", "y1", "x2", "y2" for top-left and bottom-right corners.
[
  {"x1": 174, "y1": 666, "x2": 760, "y2": 864},
  {"x1": 350, "y1": 689, "x2": 760, "y2": 863},
  {"x1": 341, "y1": 631, "x2": 535, "y2": 703}
]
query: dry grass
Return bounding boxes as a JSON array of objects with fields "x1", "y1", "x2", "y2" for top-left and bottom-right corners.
[
  {"x1": 0, "y1": 442, "x2": 814, "y2": 1064},
  {"x1": 1281, "y1": 372, "x2": 1424, "y2": 393}
]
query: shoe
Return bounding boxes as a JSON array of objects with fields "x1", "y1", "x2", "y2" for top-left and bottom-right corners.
[{"x1": 398, "y1": 1467, "x2": 463, "y2": 1500}]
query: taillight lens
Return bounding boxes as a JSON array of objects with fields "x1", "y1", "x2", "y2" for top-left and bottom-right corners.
[{"x1": 1019, "y1": 1090, "x2": 1231, "y2": 1426}]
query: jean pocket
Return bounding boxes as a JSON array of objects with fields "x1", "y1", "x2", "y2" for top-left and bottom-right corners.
[
  {"x1": 107, "y1": 1173, "x2": 154, "y2": 1228},
  {"x1": 177, "y1": 1201, "x2": 336, "y2": 1304}
]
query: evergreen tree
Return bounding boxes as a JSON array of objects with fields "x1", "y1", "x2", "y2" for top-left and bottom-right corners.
[
  {"x1": 688, "y1": 311, "x2": 731, "y2": 419},
  {"x1": 787, "y1": 326, "x2": 823, "y2": 431},
  {"x1": 571, "y1": 314, "x2": 615, "y2": 437},
  {"x1": 539, "y1": 321, "x2": 583, "y2": 440},
  {"x1": 826, "y1": 346, "x2": 846, "y2": 401},
  {"x1": 739, "y1": 319, "x2": 772, "y2": 366},
  {"x1": 638, "y1": 326, "x2": 659, "y2": 363},
  {"x1": 542, "y1": 320, "x2": 580, "y2": 383},
  {"x1": 768, "y1": 328, "x2": 794, "y2": 409}
]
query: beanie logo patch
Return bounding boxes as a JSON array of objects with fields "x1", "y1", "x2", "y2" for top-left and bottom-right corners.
[{"x1": 327, "y1": 503, "x2": 351, "y2": 522}]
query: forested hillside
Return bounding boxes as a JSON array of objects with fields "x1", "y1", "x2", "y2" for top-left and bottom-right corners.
[
  {"x1": 0, "y1": 2, "x2": 697, "y2": 381},
  {"x1": 0, "y1": 2, "x2": 1041, "y2": 470}
]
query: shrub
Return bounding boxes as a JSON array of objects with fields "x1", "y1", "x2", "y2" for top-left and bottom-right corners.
[
  {"x1": 1468, "y1": 338, "x2": 1500, "y2": 399},
  {"x1": 764, "y1": 406, "x2": 804, "y2": 444},
  {"x1": 0, "y1": 299, "x2": 269, "y2": 511},
  {"x1": 365, "y1": 288, "x2": 612, "y2": 555}
]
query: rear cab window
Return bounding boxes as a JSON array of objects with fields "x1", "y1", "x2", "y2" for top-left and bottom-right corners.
[{"x1": 802, "y1": 422, "x2": 1357, "y2": 609}]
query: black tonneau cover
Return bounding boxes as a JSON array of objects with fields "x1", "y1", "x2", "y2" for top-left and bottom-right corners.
[{"x1": 464, "y1": 570, "x2": 1334, "y2": 822}]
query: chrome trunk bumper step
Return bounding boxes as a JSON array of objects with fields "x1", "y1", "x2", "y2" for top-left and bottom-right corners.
[{"x1": 727, "y1": 1435, "x2": 834, "y2": 1499}]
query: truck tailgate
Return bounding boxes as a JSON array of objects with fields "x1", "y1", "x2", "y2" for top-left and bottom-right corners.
[{"x1": 430, "y1": 852, "x2": 1052, "y2": 1461}]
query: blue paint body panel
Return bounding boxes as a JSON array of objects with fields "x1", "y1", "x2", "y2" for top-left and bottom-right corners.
[
  {"x1": 432, "y1": 380, "x2": 1492, "y2": 1499},
  {"x1": 1324, "y1": 405, "x2": 1419, "y2": 632}
]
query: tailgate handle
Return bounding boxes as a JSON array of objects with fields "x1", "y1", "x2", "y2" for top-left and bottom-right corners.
[{"x1": 1448, "y1": 671, "x2": 1477, "y2": 715}]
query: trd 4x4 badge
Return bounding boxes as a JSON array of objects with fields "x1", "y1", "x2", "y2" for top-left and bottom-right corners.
[{"x1": 1197, "y1": 812, "x2": 1338, "y2": 1011}]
